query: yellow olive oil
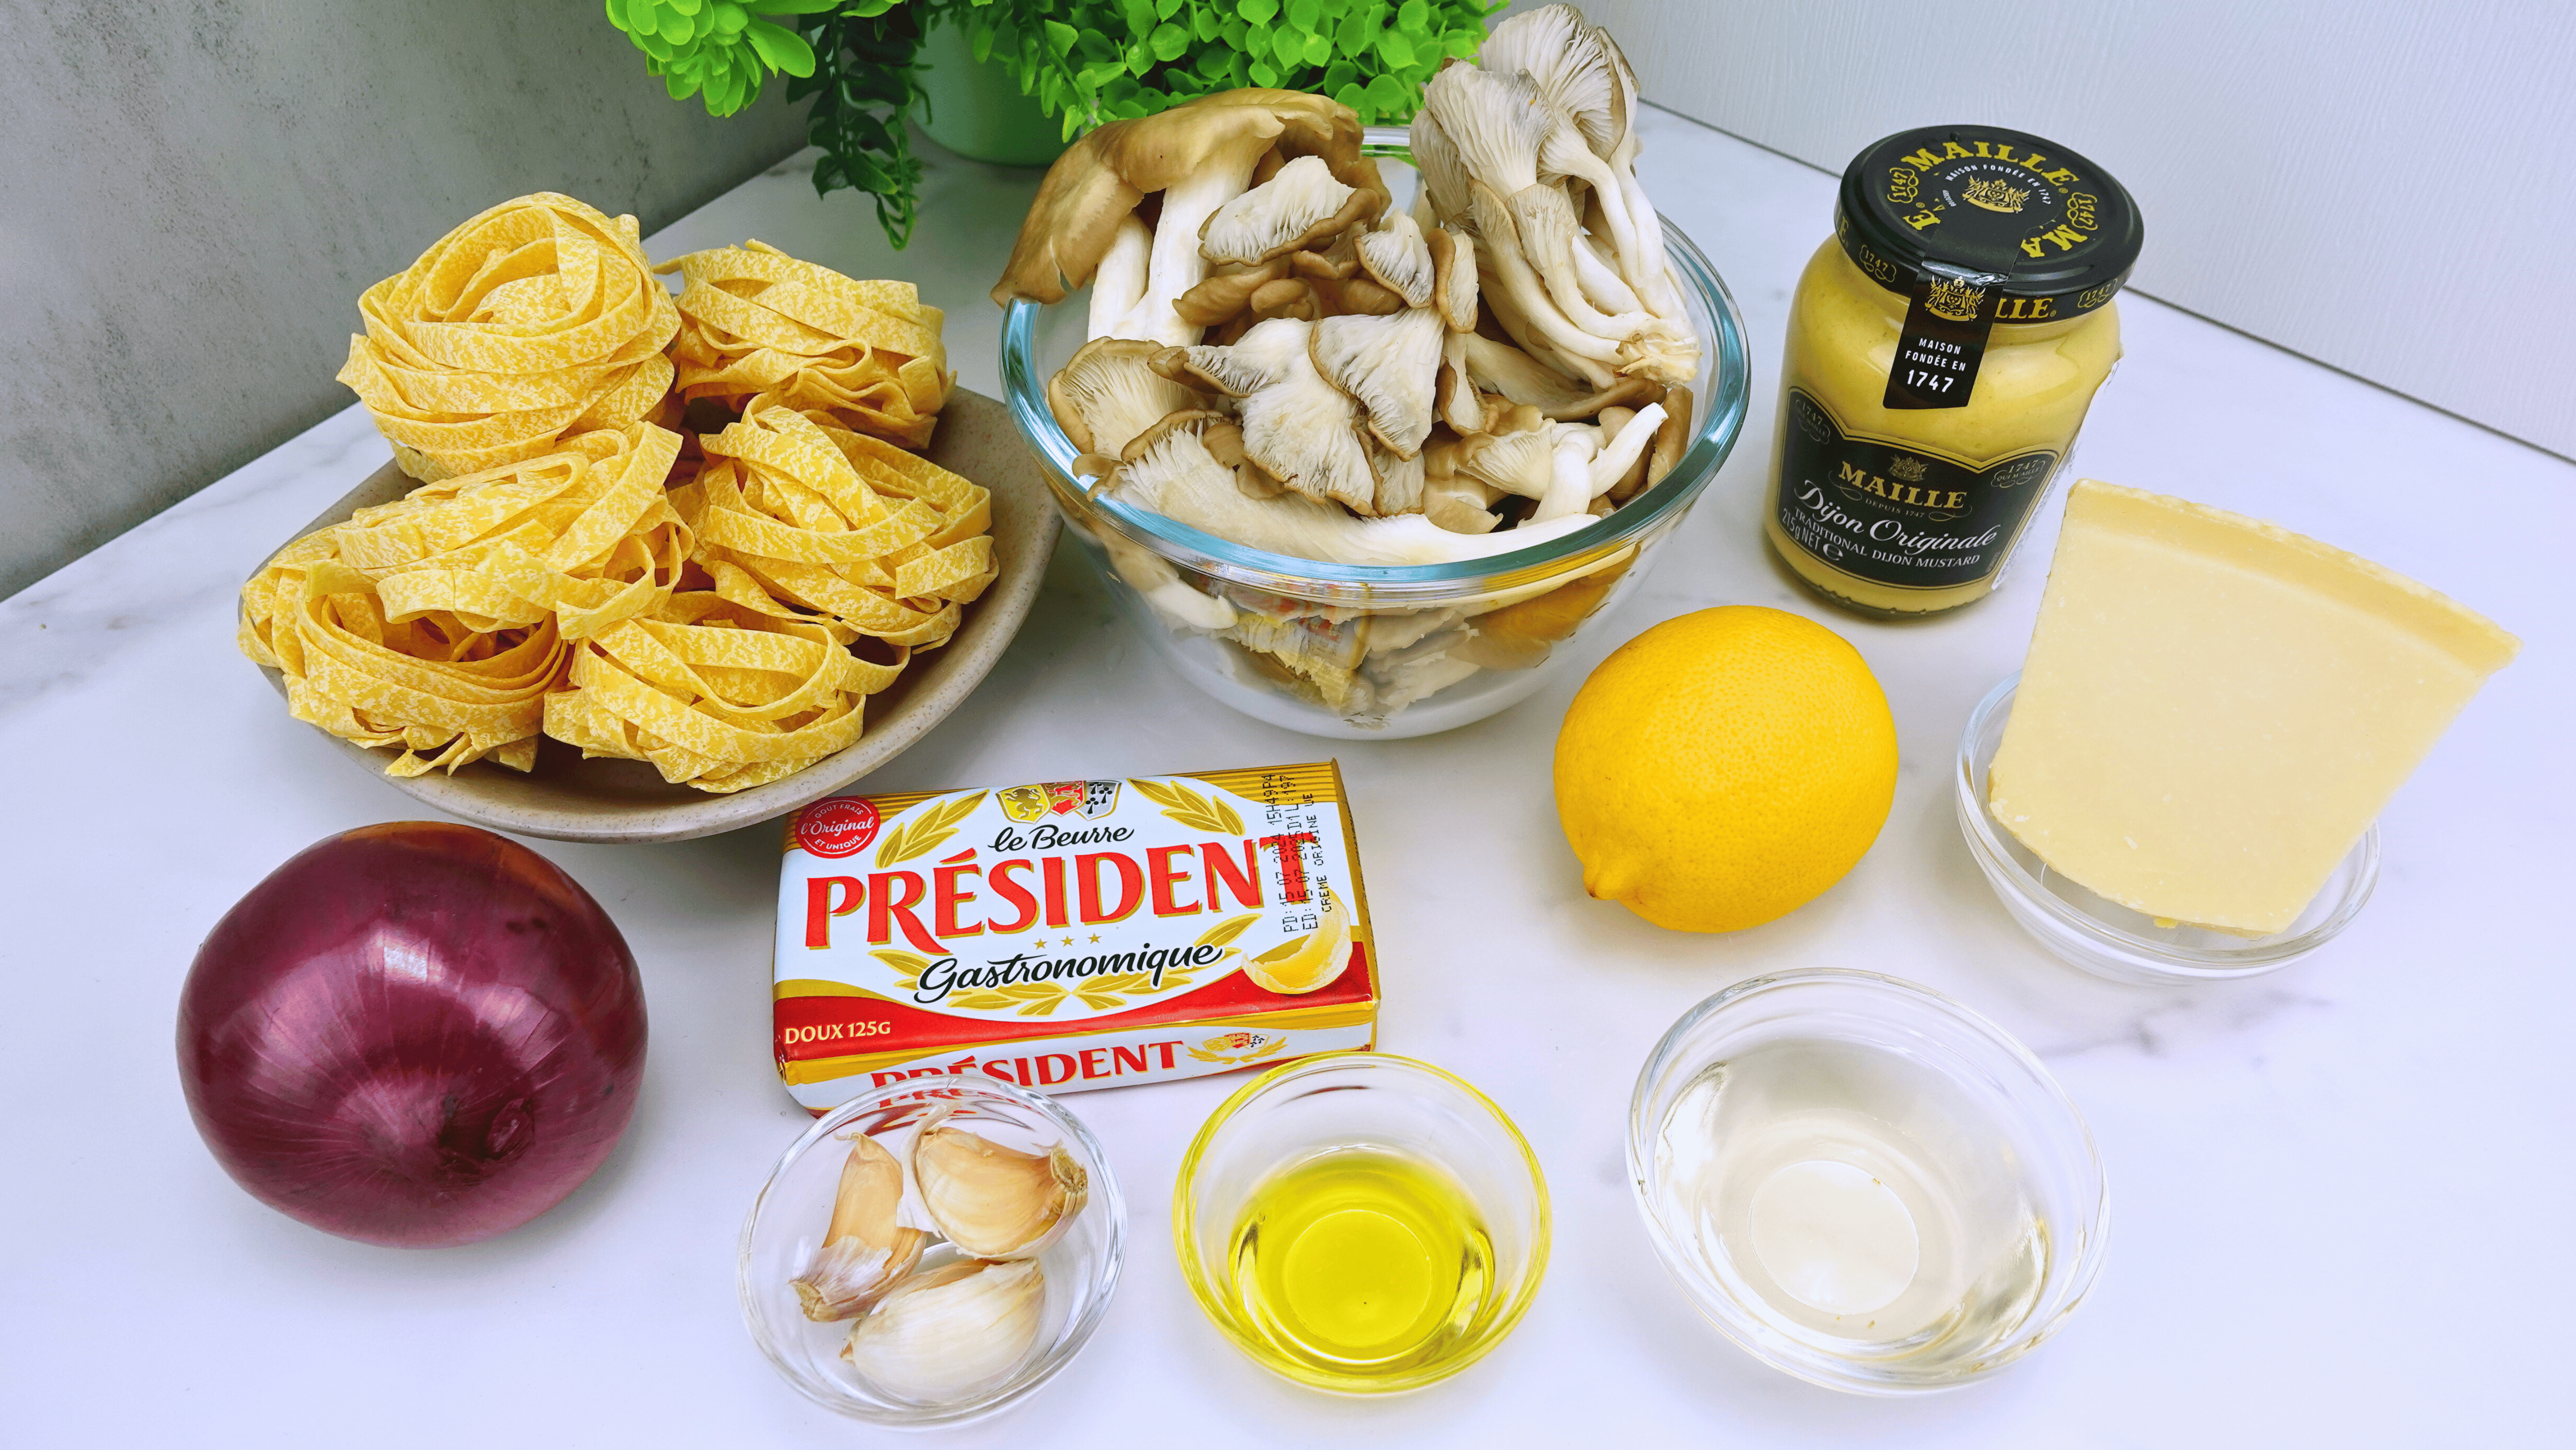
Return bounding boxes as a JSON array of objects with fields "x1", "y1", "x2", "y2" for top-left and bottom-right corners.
[{"x1": 1224, "y1": 1147, "x2": 1497, "y2": 1387}]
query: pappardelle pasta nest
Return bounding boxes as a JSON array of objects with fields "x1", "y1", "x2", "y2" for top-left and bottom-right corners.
[{"x1": 245, "y1": 197, "x2": 989, "y2": 793}]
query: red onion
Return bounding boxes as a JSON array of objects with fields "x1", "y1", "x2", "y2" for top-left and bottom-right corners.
[{"x1": 178, "y1": 822, "x2": 647, "y2": 1248}]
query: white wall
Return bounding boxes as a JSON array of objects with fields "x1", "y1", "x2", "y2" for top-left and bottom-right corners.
[{"x1": 1525, "y1": 0, "x2": 2576, "y2": 458}]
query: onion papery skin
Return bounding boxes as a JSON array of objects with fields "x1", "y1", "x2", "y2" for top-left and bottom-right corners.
[{"x1": 178, "y1": 822, "x2": 647, "y2": 1248}]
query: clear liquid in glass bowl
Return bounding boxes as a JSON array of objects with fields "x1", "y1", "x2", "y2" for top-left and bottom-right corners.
[{"x1": 1628, "y1": 970, "x2": 2108, "y2": 1394}]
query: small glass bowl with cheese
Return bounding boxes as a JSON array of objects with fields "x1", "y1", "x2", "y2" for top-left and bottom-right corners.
[
  {"x1": 1628, "y1": 970, "x2": 2109, "y2": 1394},
  {"x1": 1957, "y1": 674, "x2": 2380, "y2": 984}
]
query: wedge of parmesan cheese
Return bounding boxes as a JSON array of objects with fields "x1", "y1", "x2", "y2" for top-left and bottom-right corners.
[{"x1": 1988, "y1": 480, "x2": 2518, "y2": 935}]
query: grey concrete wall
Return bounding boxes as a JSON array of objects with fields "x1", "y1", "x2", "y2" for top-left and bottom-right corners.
[{"x1": 0, "y1": 0, "x2": 811, "y2": 598}]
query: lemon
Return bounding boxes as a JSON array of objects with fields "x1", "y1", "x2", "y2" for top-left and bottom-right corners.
[{"x1": 1554, "y1": 606, "x2": 1897, "y2": 932}]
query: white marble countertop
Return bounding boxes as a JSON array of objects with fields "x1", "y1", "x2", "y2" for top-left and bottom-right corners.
[{"x1": 5, "y1": 110, "x2": 2568, "y2": 1447}]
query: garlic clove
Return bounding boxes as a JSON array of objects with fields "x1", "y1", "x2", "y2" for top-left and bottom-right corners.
[
  {"x1": 911, "y1": 1124, "x2": 1089, "y2": 1259},
  {"x1": 790, "y1": 1132, "x2": 929, "y2": 1321},
  {"x1": 841, "y1": 1258, "x2": 1047, "y2": 1403}
]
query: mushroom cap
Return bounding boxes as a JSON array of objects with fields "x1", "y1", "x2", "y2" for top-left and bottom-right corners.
[
  {"x1": 1240, "y1": 348, "x2": 1377, "y2": 514},
  {"x1": 1356, "y1": 213, "x2": 1435, "y2": 309},
  {"x1": 1422, "y1": 64, "x2": 1548, "y2": 198},
  {"x1": 1312, "y1": 307, "x2": 1443, "y2": 459},
  {"x1": 1463, "y1": 333, "x2": 1663, "y2": 419},
  {"x1": 1367, "y1": 439, "x2": 1427, "y2": 516},
  {"x1": 1118, "y1": 425, "x2": 1591, "y2": 566},
  {"x1": 1634, "y1": 384, "x2": 1693, "y2": 499},
  {"x1": 993, "y1": 91, "x2": 1381, "y2": 309},
  {"x1": 1120, "y1": 408, "x2": 1236, "y2": 464},
  {"x1": 1409, "y1": 105, "x2": 1473, "y2": 225},
  {"x1": 1200, "y1": 154, "x2": 1382, "y2": 266},
  {"x1": 1154, "y1": 316, "x2": 1312, "y2": 398},
  {"x1": 1479, "y1": 4, "x2": 1632, "y2": 161},
  {"x1": 1048, "y1": 337, "x2": 1202, "y2": 458},
  {"x1": 1455, "y1": 427, "x2": 1561, "y2": 499},
  {"x1": 1425, "y1": 224, "x2": 1480, "y2": 331},
  {"x1": 1174, "y1": 259, "x2": 1291, "y2": 327}
]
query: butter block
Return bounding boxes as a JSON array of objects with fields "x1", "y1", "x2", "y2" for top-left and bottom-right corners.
[{"x1": 1988, "y1": 480, "x2": 2518, "y2": 935}]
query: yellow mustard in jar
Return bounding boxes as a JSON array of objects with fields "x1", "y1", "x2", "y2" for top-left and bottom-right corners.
[{"x1": 1765, "y1": 126, "x2": 2142, "y2": 616}]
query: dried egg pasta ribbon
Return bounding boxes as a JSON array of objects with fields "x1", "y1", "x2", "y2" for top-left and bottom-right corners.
[
  {"x1": 337, "y1": 193, "x2": 680, "y2": 481},
  {"x1": 676, "y1": 405, "x2": 990, "y2": 650},
  {"x1": 543, "y1": 600, "x2": 887, "y2": 793},
  {"x1": 260, "y1": 561, "x2": 564, "y2": 776},
  {"x1": 344, "y1": 423, "x2": 690, "y2": 638},
  {"x1": 659, "y1": 241, "x2": 952, "y2": 448}
]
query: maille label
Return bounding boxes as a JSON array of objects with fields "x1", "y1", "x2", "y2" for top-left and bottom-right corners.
[
  {"x1": 1884, "y1": 271, "x2": 1999, "y2": 410},
  {"x1": 1773, "y1": 388, "x2": 2059, "y2": 588}
]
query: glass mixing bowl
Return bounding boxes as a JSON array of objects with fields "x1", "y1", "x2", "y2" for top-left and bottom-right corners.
[
  {"x1": 739, "y1": 1074, "x2": 1124, "y2": 1426},
  {"x1": 1627, "y1": 970, "x2": 2108, "y2": 1394},
  {"x1": 1173, "y1": 1052, "x2": 1550, "y2": 1394},
  {"x1": 998, "y1": 127, "x2": 1752, "y2": 739}
]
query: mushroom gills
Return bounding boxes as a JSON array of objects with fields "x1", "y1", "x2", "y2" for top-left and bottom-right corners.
[{"x1": 1199, "y1": 153, "x2": 1377, "y2": 266}]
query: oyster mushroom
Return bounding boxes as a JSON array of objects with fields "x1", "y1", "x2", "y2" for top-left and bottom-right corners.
[
  {"x1": 1228, "y1": 614, "x2": 1369, "y2": 712},
  {"x1": 993, "y1": 91, "x2": 1385, "y2": 346},
  {"x1": 1417, "y1": 57, "x2": 1697, "y2": 385},
  {"x1": 1424, "y1": 472, "x2": 1503, "y2": 534},
  {"x1": 1458, "y1": 402, "x2": 1663, "y2": 523},
  {"x1": 1175, "y1": 258, "x2": 1291, "y2": 328},
  {"x1": 912, "y1": 1123, "x2": 1088, "y2": 1260},
  {"x1": 1116, "y1": 426, "x2": 1592, "y2": 563},
  {"x1": 1435, "y1": 332, "x2": 1483, "y2": 433},
  {"x1": 1087, "y1": 216, "x2": 1153, "y2": 340},
  {"x1": 1367, "y1": 439, "x2": 1427, "y2": 516},
  {"x1": 1636, "y1": 384, "x2": 1693, "y2": 498},
  {"x1": 1200, "y1": 154, "x2": 1382, "y2": 266},
  {"x1": 1356, "y1": 212, "x2": 1435, "y2": 309},
  {"x1": 1461, "y1": 334, "x2": 1661, "y2": 419},
  {"x1": 1120, "y1": 408, "x2": 1237, "y2": 464},
  {"x1": 1424, "y1": 66, "x2": 1650, "y2": 338},
  {"x1": 1481, "y1": 4, "x2": 1685, "y2": 322},
  {"x1": 1159, "y1": 318, "x2": 1377, "y2": 513},
  {"x1": 1593, "y1": 401, "x2": 1669, "y2": 489},
  {"x1": 1049, "y1": 338, "x2": 1204, "y2": 473},
  {"x1": 1425, "y1": 223, "x2": 1480, "y2": 332},
  {"x1": 1312, "y1": 274, "x2": 1408, "y2": 316},
  {"x1": 1311, "y1": 307, "x2": 1443, "y2": 459}
]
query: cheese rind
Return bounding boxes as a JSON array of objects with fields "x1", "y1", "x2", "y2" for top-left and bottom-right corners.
[{"x1": 1987, "y1": 480, "x2": 2517, "y2": 935}]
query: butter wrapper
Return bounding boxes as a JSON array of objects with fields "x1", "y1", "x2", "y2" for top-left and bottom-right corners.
[{"x1": 774, "y1": 761, "x2": 1378, "y2": 1111}]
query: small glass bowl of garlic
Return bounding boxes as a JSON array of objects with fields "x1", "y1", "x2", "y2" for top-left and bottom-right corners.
[
  {"x1": 739, "y1": 1073, "x2": 1124, "y2": 1426},
  {"x1": 998, "y1": 124, "x2": 1753, "y2": 740}
]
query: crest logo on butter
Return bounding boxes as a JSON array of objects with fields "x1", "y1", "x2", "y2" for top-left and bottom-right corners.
[
  {"x1": 998, "y1": 779, "x2": 1121, "y2": 823},
  {"x1": 1188, "y1": 1031, "x2": 1289, "y2": 1066}
]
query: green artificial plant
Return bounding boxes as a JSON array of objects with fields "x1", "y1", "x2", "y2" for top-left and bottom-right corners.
[{"x1": 605, "y1": 0, "x2": 1504, "y2": 248}]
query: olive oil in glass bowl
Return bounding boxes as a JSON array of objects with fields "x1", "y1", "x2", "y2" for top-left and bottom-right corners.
[{"x1": 1175, "y1": 1053, "x2": 1549, "y2": 1394}]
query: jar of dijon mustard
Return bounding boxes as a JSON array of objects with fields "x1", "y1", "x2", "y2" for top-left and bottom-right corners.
[{"x1": 1766, "y1": 126, "x2": 2142, "y2": 616}]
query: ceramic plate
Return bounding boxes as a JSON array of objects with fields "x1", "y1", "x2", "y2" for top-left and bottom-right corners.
[{"x1": 245, "y1": 388, "x2": 1057, "y2": 844}]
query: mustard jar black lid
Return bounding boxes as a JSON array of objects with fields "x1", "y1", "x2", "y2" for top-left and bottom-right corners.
[{"x1": 1835, "y1": 125, "x2": 2142, "y2": 322}]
